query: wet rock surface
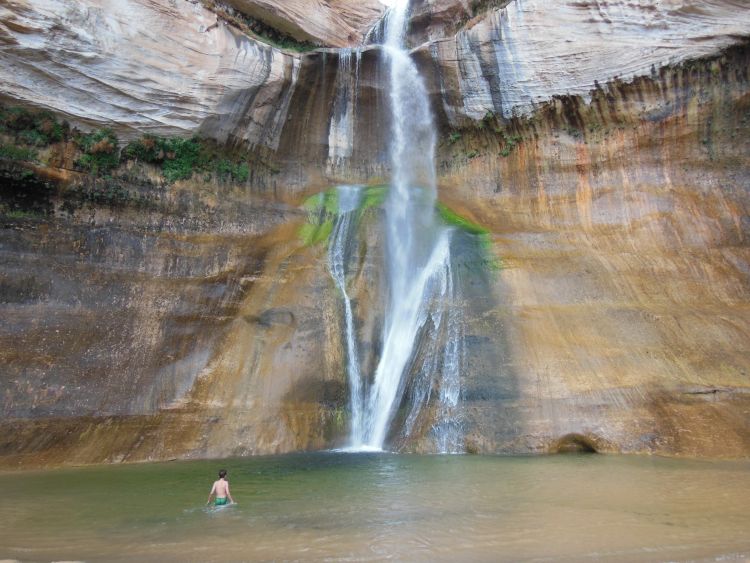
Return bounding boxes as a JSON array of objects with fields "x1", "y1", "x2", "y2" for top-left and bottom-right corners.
[
  {"x1": 436, "y1": 42, "x2": 750, "y2": 458},
  {"x1": 0, "y1": 1, "x2": 749, "y2": 465}
]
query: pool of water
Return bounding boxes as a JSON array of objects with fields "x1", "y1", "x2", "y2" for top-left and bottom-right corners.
[{"x1": 1, "y1": 453, "x2": 749, "y2": 561}]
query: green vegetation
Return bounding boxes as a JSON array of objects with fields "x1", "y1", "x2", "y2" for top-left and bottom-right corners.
[
  {"x1": 299, "y1": 189, "x2": 338, "y2": 246},
  {"x1": 76, "y1": 128, "x2": 119, "y2": 175},
  {"x1": 1, "y1": 208, "x2": 42, "y2": 219},
  {"x1": 297, "y1": 186, "x2": 502, "y2": 272},
  {"x1": 298, "y1": 185, "x2": 386, "y2": 247},
  {"x1": 303, "y1": 189, "x2": 339, "y2": 215},
  {"x1": 499, "y1": 131, "x2": 522, "y2": 157},
  {"x1": 0, "y1": 144, "x2": 37, "y2": 161},
  {"x1": 479, "y1": 110, "x2": 496, "y2": 129},
  {"x1": 124, "y1": 134, "x2": 253, "y2": 184},
  {"x1": 359, "y1": 185, "x2": 386, "y2": 212},
  {"x1": 437, "y1": 203, "x2": 489, "y2": 236},
  {"x1": 437, "y1": 202, "x2": 501, "y2": 270},
  {"x1": 121, "y1": 134, "x2": 165, "y2": 162},
  {"x1": 446, "y1": 110, "x2": 524, "y2": 160},
  {"x1": 448, "y1": 132, "x2": 462, "y2": 145},
  {"x1": 123, "y1": 135, "x2": 200, "y2": 182},
  {"x1": 216, "y1": 159, "x2": 250, "y2": 183},
  {"x1": 299, "y1": 220, "x2": 334, "y2": 246},
  {"x1": 0, "y1": 103, "x2": 261, "y2": 187},
  {"x1": 160, "y1": 138, "x2": 201, "y2": 183},
  {"x1": 0, "y1": 105, "x2": 68, "y2": 147}
]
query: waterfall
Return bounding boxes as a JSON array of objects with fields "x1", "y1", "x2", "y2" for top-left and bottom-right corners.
[
  {"x1": 327, "y1": 185, "x2": 366, "y2": 447},
  {"x1": 363, "y1": 0, "x2": 460, "y2": 451},
  {"x1": 328, "y1": 0, "x2": 464, "y2": 452}
]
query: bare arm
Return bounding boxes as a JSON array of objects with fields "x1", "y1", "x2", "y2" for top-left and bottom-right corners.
[
  {"x1": 226, "y1": 481, "x2": 235, "y2": 504},
  {"x1": 207, "y1": 481, "x2": 216, "y2": 505}
]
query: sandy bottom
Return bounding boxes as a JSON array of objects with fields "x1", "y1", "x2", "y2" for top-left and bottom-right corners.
[{"x1": 1, "y1": 453, "x2": 749, "y2": 561}]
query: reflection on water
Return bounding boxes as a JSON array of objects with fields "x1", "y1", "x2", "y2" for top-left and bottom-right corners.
[{"x1": 1, "y1": 453, "x2": 749, "y2": 561}]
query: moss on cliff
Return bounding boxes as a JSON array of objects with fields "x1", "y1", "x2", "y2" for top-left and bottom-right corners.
[
  {"x1": 0, "y1": 144, "x2": 36, "y2": 161},
  {"x1": 437, "y1": 203, "x2": 501, "y2": 271},
  {"x1": 359, "y1": 185, "x2": 386, "y2": 213},
  {"x1": 122, "y1": 134, "x2": 259, "y2": 184},
  {"x1": 298, "y1": 184, "x2": 501, "y2": 271},
  {"x1": 0, "y1": 101, "x2": 275, "y2": 185},
  {"x1": 299, "y1": 189, "x2": 338, "y2": 246},
  {"x1": 437, "y1": 203, "x2": 489, "y2": 236},
  {"x1": 298, "y1": 185, "x2": 388, "y2": 247}
]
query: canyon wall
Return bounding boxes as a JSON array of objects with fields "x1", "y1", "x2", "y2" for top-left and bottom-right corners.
[
  {"x1": 436, "y1": 43, "x2": 750, "y2": 457},
  {"x1": 0, "y1": 0, "x2": 748, "y2": 465}
]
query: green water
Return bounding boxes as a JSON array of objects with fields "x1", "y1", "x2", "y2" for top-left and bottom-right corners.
[{"x1": 1, "y1": 453, "x2": 749, "y2": 561}]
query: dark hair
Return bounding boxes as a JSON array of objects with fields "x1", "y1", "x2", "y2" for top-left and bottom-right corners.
[{"x1": 219, "y1": 469, "x2": 227, "y2": 479}]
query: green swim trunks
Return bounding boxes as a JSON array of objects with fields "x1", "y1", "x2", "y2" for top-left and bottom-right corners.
[{"x1": 215, "y1": 497, "x2": 228, "y2": 506}]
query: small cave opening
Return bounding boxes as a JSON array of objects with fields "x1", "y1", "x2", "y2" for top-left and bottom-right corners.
[{"x1": 550, "y1": 433, "x2": 599, "y2": 454}]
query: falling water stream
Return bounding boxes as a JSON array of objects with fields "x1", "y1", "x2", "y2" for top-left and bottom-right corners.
[
  {"x1": 328, "y1": 0, "x2": 463, "y2": 452},
  {"x1": 327, "y1": 186, "x2": 366, "y2": 444}
]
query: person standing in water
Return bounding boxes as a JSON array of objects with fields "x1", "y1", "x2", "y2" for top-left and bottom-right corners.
[{"x1": 207, "y1": 469, "x2": 235, "y2": 506}]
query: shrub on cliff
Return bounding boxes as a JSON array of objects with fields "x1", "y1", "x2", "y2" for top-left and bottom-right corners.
[
  {"x1": 76, "y1": 128, "x2": 119, "y2": 175},
  {"x1": 0, "y1": 105, "x2": 68, "y2": 146},
  {"x1": 123, "y1": 134, "x2": 165, "y2": 163},
  {"x1": 216, "y1": 159, "x2": 249, "y2": 183},
  {"x1": 160, "y1": 138, "x2": 203, "y2": 183},
  {"x1": 124, "y1": 135, "x2": 203, "y2": 182},
  {"x1": 0, "y1": 144, "x2": 37, "y2": 161},
  {"x1": 124, "y1": 135, "x2": 252, "y2": 184}
]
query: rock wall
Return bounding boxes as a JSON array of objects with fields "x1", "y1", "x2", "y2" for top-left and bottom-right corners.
[
  {"x1": 0, "y1": 0, "x2": 391, "y2": 188},
  {"x1": 4, "y1": 0, "x2": 747, "y2": 175},
  {"x1": 418, "y1": 0, "x2": 750, "y2": 125},
  {"x1": 224, "y1": 0, "x2": 384, "y2": 47},
  {"x1": 435, "y1": 42, "x2": 750, "y2": 458},
  {"x1": 0, "y1": 0, "x2": 749, "y2": 465},
  {"x1": 0, "y1": 0, "x2": 297, "y2": 140},
  {"x1": 0, "y1": 162, "x2": 357, "y2": 465}
]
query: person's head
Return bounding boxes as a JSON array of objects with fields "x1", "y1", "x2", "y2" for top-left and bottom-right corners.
[{"x1": 218, "y1": 469, "x2": 227, "y2": 479}]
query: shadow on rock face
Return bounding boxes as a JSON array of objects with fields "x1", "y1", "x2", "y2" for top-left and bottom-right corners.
[
  {"x1": 243, "y1": 308, "x2": 296, "y2": 328},
  {"x1": 549, "y1": 433, "x2": 601, "y2": 454}
]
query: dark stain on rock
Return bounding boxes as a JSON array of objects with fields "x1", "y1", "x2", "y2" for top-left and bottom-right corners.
[{"x1": 243, "y1": 308, "x2": 296, "y2": 328}]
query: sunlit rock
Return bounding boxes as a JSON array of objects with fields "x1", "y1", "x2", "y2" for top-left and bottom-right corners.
[
  {"x1": 0, "y1": 0, "x2": 748, "y2": 466},
  {"x1": 419, "y1": 0, "x2": 750, "y2": 124}
]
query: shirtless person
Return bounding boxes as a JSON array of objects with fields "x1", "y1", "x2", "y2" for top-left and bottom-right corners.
[{"x1": 207, "y1": 469, "x2": 235, "y2": 506}]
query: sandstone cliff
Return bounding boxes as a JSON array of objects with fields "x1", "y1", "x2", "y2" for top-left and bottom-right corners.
[
  {"x1": 224, "y1": 0, "x2": 385, "y2": 47},
  {"x1": 0, "y1": 0, "x2": 748, "y2": 465}
]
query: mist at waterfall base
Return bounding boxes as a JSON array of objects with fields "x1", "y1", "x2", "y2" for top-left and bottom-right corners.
[
  {"x1": 2, "y1": 454, "x2": 749, "y2": 561},
  {"x1": 328, "y1": 0, "x2": 465, "y2": 452}
]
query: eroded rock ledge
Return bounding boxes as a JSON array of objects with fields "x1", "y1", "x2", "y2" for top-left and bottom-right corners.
[
  {"x1": 3, "y1": 0, "x2": 748, "y2": 168},
  {"x1": 0, "y1": 0, "x2": 748, "y2": 465},
  {"x1": 221, "y1": 0, "x2": 384, "y2": 47}
]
